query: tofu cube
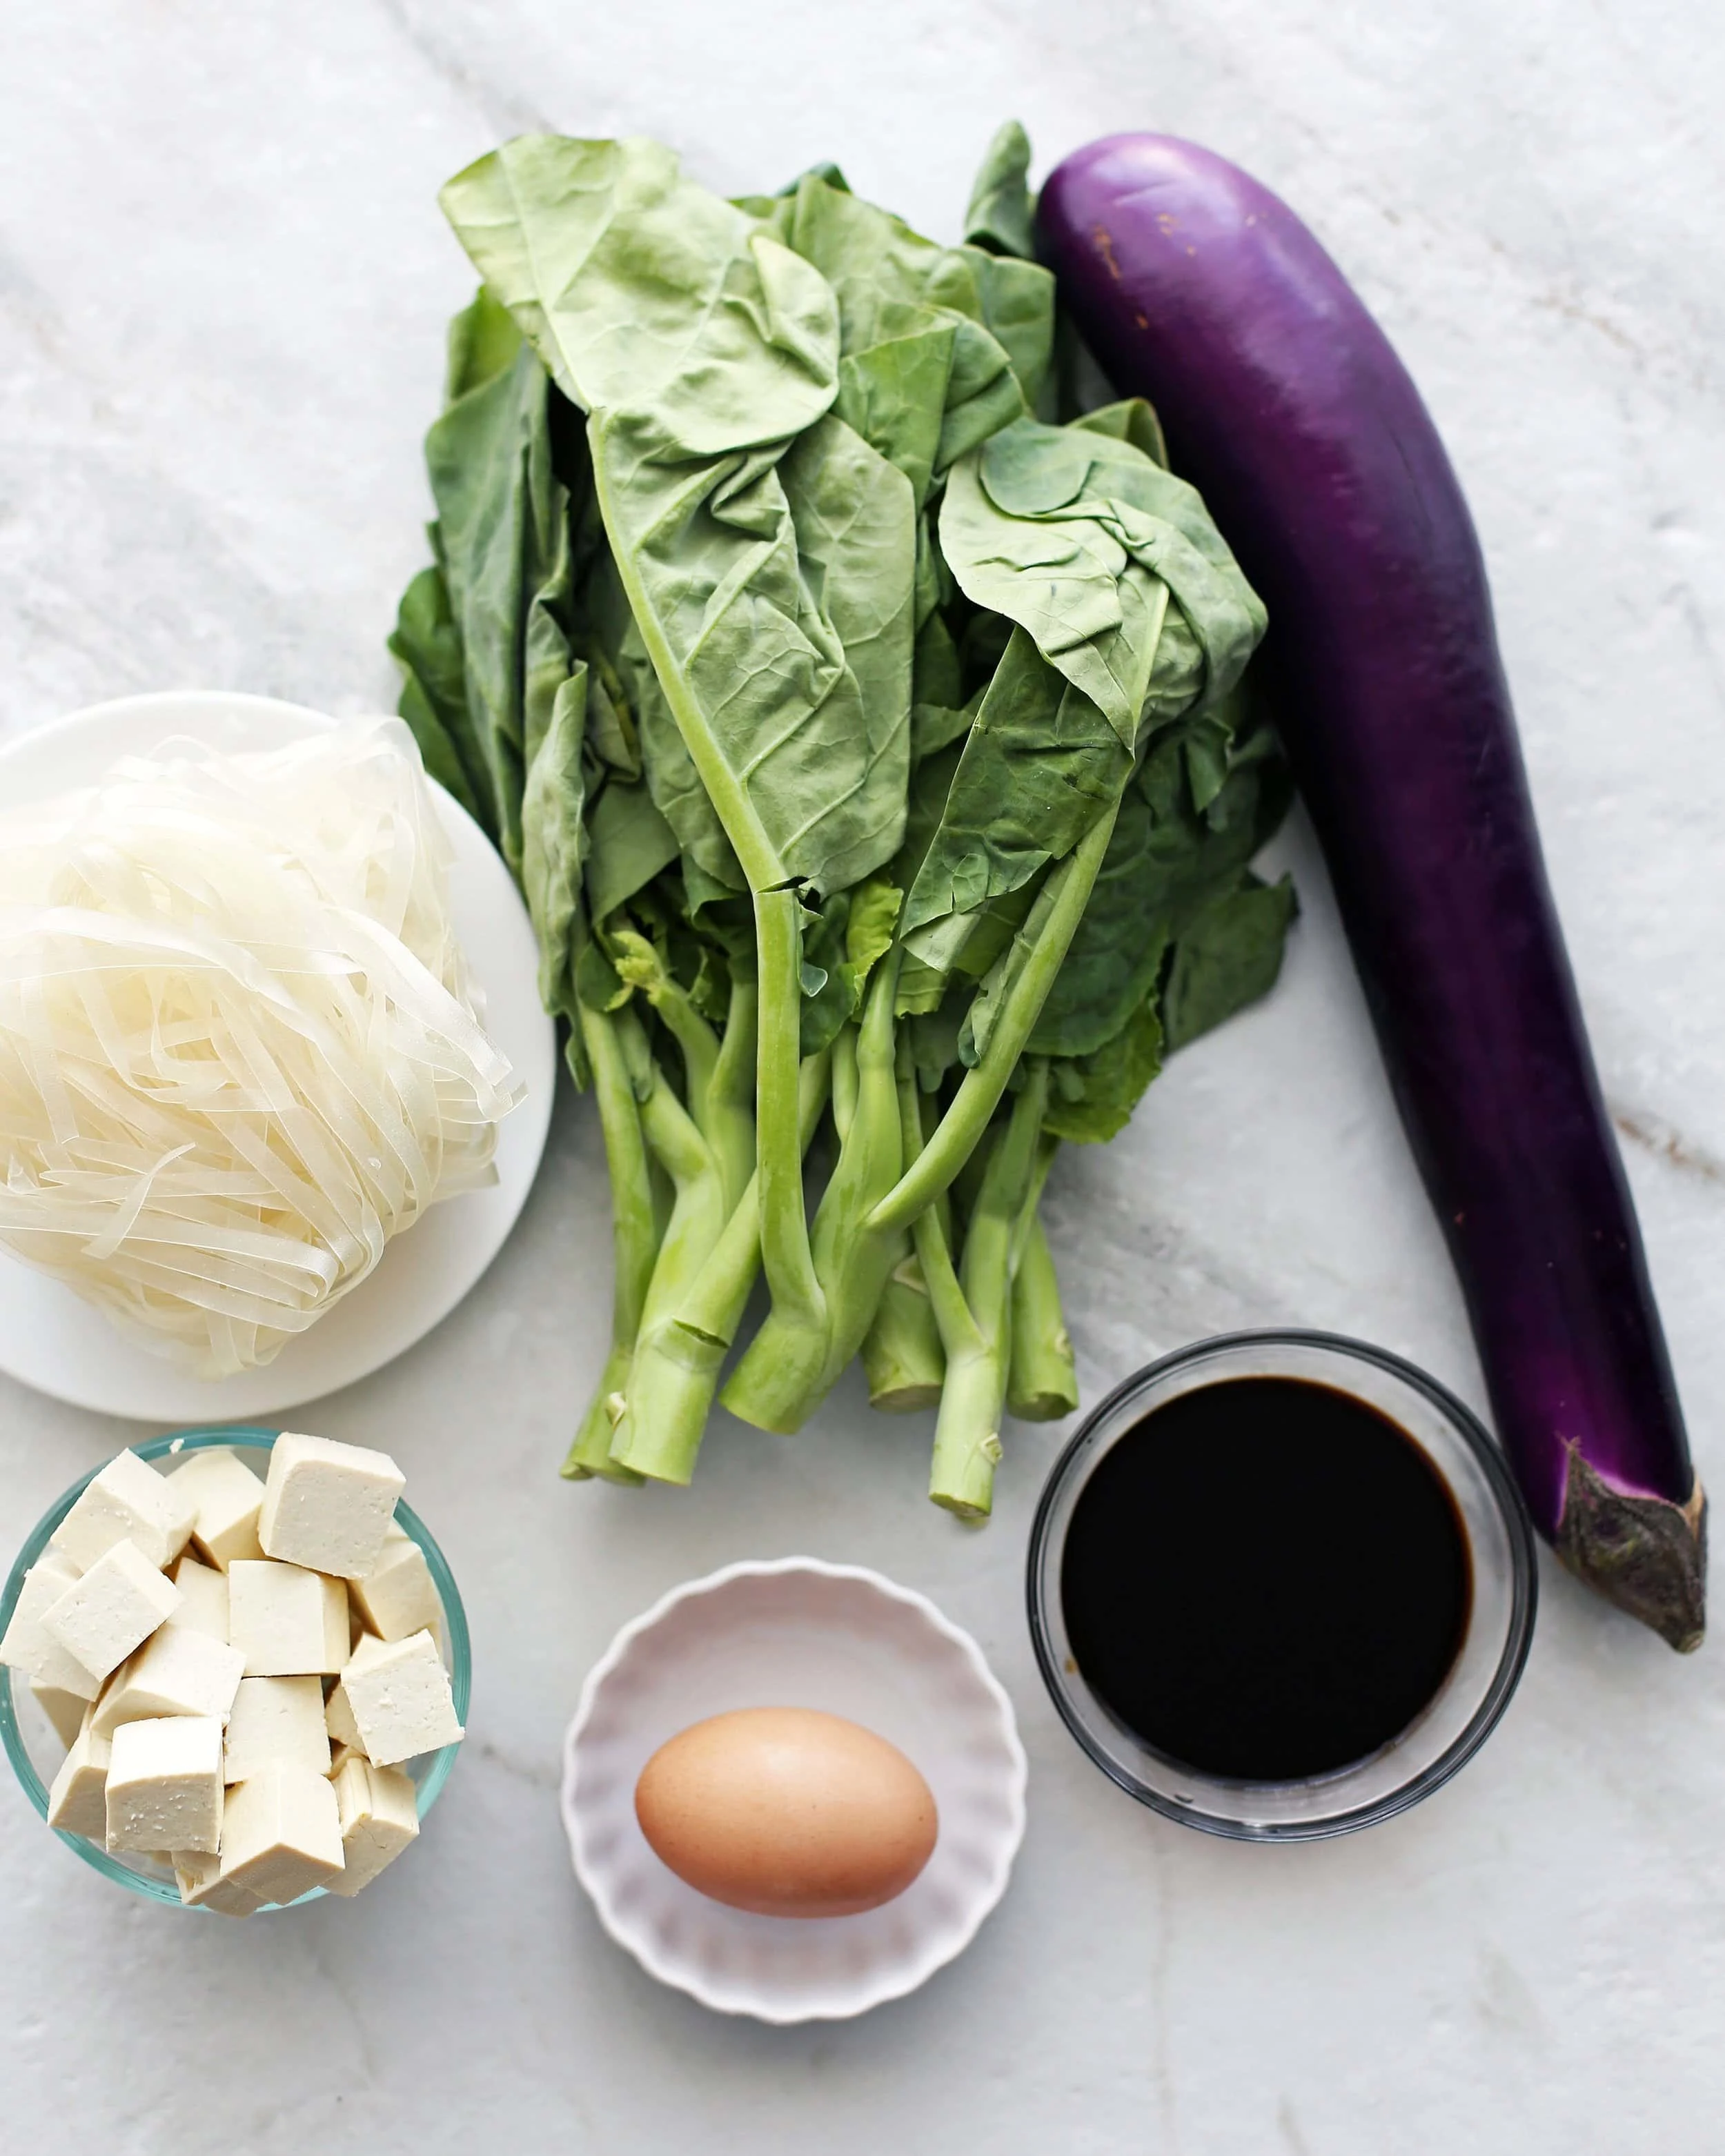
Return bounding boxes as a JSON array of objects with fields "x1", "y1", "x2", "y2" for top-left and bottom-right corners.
[
  {"x1": 351, "y1": 1533, "x2": 440, "y2": 1644},
  {"x1": 228, "y1": 1561, "x2": 348, "y2": 1677},
  {"x1": 105, "y1": 1716, "x2": 224, "y2": 1855},
  {"x1": 164, "y1": 1554, "x2": 229, "y2": 1641},
  {"x1": 338, "y1": 1630, "x2": 462, "y2": 1768},
  {"x1": 219, "y1": 1763, "x2": 344, "y2": 1902},
  {"x1": 90, "y1": 1624, "x2": 244, "y2": 1738},
  {"x1": 46, "y1": 1719, "x2": 112, "y2": 1839},
  {"x1": 30, "y1": 1679, "x2": 90, "y2": 1750},
  {"x1": 258, "y1": 1432, "x2": 404, "y2": 1581},
  {"x1": 326, "y1": 1757, "x2": 419, "y2": 1897},
  {"x1": 326, "y1": 1739, "x2": 360, "y2": 1778},
  {"x1": 325, "y1": 1677, "x2": 362, "y2": 1753},
  {"x1": 0, "y1": 1554, "x2": 101, "y2": 1700},
  {"x1": 51, "y1": 1449, "x2": 193, "y2": 1572},
  {"x1": 170, "y1": 1848, "x2": 260, "y2": 1918},
  {"x1": 43, "y1": 1541, "x2": 180, "y2": 1682},
  {"x1": 224, "y1": 1676, "x2": 330, "y2": 1783},
  {"x1": 164, "y1": 1447, "x2": 264, "y2": 1572}
]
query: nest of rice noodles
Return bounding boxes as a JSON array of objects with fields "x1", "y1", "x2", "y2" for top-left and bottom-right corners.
[{"x1": 0, "y1": 718, "x2": 520, "y2": 1376}]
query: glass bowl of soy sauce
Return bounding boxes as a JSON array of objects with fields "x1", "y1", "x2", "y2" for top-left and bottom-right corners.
[{"x1": 1027, "y1": 1331, "x2": 1537, "y2": 1841}]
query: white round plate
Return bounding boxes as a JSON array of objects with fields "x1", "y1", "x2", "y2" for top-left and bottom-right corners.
[
  {"x1": 562, "y1": 1557, "x2": 1028, "y2": 2023},
  {"x1": 0, "y1": 691, "x2": 556, "y2": 1421}
]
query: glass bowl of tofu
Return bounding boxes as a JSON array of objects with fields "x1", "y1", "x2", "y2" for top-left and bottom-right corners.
[{"x1": 0, "y1": 1425, "x2": 469, "y2": 1912}]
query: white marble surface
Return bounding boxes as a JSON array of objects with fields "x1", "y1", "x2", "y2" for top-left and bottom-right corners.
[{"x1": 2, "y1": 4, "x2": 1723, "y2": 2150}]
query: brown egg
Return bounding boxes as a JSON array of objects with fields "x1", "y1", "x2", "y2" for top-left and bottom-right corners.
[{"x1": 634, "y1": 1706, "x2": 939, "y2": 1919}]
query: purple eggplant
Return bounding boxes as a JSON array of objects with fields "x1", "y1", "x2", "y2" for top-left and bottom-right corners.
[{"x1": 1040, "y1": 134, "x2": 1705, "y2": 1649}]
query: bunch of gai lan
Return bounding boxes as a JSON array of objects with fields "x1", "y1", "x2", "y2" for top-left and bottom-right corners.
[{"x1": 391, "y1": 123, "x2": 1296, "y2": 1515}]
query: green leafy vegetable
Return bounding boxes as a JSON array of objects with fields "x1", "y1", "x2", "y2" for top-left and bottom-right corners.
[
  {"x1": 388, "y1": 122, "x2": 1301, "y2": 1516},
  {"x1": 963, "y1": 120, "x2": 1037, "y2": 261}
]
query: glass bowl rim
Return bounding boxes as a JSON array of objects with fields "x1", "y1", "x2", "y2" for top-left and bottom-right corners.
[
  {"x1": 1025, "y1": 1327, "x2": 1539, "y2": 1842},
  {"x1": 0, "y1": 1423, "x2": 471, "y2": 1908}
]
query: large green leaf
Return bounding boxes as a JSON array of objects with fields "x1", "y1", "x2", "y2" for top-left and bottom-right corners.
[
  {"x1": 592, "y1": 407, "x2": 914, "y2": 893},
  {"x1": 1044, "y1": 999, "x2": 1165, "y2": 1144},
  {"x1": 963, "y1": 120, "x2": 1036, "y2": 261},
  {"x1": 900, "y1": 628, "x2": 1129, "y2": 977},
  {"x1": 442, "y1": 136, "x2": 838, "y2": 454},
  {"x1": 1030, "y1": 696, "x2": 1294, "y2": 1058},
  {"x1": 444, "y1": 135, "x2": 916, "y2": 901},
  {"x1": 422, "y1": 339, "x2": 575, "y2": 871},
  {"x1": 444, "y1": 284, "x2": 523, "y2": 403},
  {"x1": 584, "y1": 775, "x2": 681, "y2": 926},
  {"x1": 940, "y1": 415, "x2": 1265, "y2": 746},
  {"x1": 760, "y1": 171, "x2": 1055, "y2": 485},
  {"x1": 388, "y1": 564, "x2": 486, "y2": 826},
  {"x1": 1026, "y1": 789, "x2": 1178, "y2": 1058},
  {"x1": 1162, "y1": 871, "x2": 1298, "y2": 1051}
]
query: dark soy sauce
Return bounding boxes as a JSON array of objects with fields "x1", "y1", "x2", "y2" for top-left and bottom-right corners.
[{"x1": 1061, "y1": 1377, "x2": 1472, "y2": 1781}]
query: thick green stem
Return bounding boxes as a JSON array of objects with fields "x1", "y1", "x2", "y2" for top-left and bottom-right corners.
[
  {"x1": 706, "y1": 976, "x2": 758, "y2": 1214},
  {"x1": 863, "y1": 1252, "x2": 946, "y2": 1410},
  {"x1": 926, "y1": 1347, "x2": 1007, "y2": 1519},
  {"x1": 722, "y1": 952, "x2": 903, "y2": 1434},
  {"x1": 632, "y1": 1080, "x2": 727, "y2": 1338},
  {"x1": 602, "y1": 1030, "x2": 727, "y2": 1476},
  {"x1": 863, "y1": 1049, "x2": 944, "y2": 1409},
  {"x1": 929, "y1": 1062, "x2": 1050, "y2": 1519},
  {"x1": 830, "y1": 1025, "x2": 859, "y2": 1143},
  {"x1": 755, "y1": 885, "x2": 825, "y2": 1332},
  {"x1": 631, "y1": 964, "x2": 755, "y2": 1217},
  {"x1": 676, "y1": 1051, "x2": 831, "y2": 1349},
  {"x1": 648, "y1": 984, "x2": 720, "y2": 1130},
  {"x1": 1008, "y1": 1139, "x2": 1077, "y2": 1421},
  {"x1": 609, "y1": 1051, "x2": 830, "y2": 1485},
  {"x1": 564, "y1": 1002, "x2": 654, "y2": 1484},
  {"x1": 869, "y1": 802, "x2": 1119, "y2": 1235}
]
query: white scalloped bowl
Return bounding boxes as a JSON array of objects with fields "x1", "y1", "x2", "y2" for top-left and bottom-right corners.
[{"x1": 562, "y1": 1558, "x2": 1027, "y2": 2022}]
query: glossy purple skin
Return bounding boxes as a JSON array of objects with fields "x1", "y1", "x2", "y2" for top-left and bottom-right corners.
[{"x1": 1040, "y1": 134, "x2": 1693, "y2": 1535}]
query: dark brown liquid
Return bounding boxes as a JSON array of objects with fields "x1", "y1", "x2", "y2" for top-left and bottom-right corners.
[{"x1": 1061, "y1": 1376, "x2": 1472, "y2": 1781}]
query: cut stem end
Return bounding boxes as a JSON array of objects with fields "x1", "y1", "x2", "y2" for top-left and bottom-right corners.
[{"x1": 1554, "y1": 1446, "x2": 1707, "y2": 1652}]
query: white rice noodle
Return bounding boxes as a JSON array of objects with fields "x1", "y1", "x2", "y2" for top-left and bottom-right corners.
[{"x1": 0, "y1": 719, "x2": 520, "y2": 1376}]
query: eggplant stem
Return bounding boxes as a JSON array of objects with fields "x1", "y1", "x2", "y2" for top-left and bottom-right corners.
[{"x1": 1554, "y1": 1445, "x2": 1707, "y2": 1652}]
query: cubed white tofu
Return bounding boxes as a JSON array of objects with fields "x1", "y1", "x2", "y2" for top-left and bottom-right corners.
[
  {"x1": 46, "y1": 1719, "x2": 112, "y2": 1839},
  {"x1": 105, "y1": 1715, "x2": 224, "y2": 1855},
  {"x1": 325, "y1": 1757, "x2": 419, "y2": 1897},
  {"x1": 170, "y1": 1848, "x2": 259, "y2": 1917},
  {"x1": 51, "y1": 1449, "x2": 193, "y2": 1572},
  {"x1": 164, "y1": 1447, "x2": 264, "y2": 1572},
  {"x1": 224, "y1": 1675, "x2": 330, "y2": 1783},
  {"x1": 43, "y1": 1541, "x2": 181, "y2": 1682},
  {"x1": 89, "y1": 1624, "x2": 244, "y2": 1738},
  {"x1": 29, "y1": 1678, "x2": 90, "y2": 1749},
  {"x1": 227, "y1": 1561, "x2": 348, "y2": 1677},
  {"x1": 258, "y1": 1432, "x2": 404, "y2": 1581},
  {"x1": 350, "y1": 1533, "x2": 441, "y2": 1644},
  {"x1": 164, "y1": 1554, "x2": 228, "y2": 1641},
  {"x1": 324, "y1": 1677, "x2": 362, "y2": 1753},
  {"x1": 326, "y1": 1739, "x2": 360, "y2": 1777},
  {"x1": 218, "y1": 1763, "x2": 344, "y2": 1902},
  {"x1": 338, "y1": 1630, "x2": 462, "y2": 1768},
  {"x1": 0, "y1": 1554, "x2": 101, "y2": 1700}
]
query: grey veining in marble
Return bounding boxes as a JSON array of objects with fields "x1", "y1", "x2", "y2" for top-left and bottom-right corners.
[{"x1": 2, "y1": 3, "x2": 1723, "y2": 2150}]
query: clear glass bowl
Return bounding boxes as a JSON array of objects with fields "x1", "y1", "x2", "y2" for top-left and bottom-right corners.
[
  {"x1": 0, "y1": 1425, "x2": 471, "y2": 1908},
  {"x1": 1027, "y1": 1331, "x2": 1537, "y2": 1841}
]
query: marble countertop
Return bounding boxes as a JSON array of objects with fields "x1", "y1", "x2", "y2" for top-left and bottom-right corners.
[{"x1": 3, "y1": 4, "x2": 1723, "y2": 2150}]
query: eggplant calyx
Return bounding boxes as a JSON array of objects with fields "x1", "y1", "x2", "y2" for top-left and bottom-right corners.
[{"x1": 1553, "y1": 1443, "x2": 1707, "y2": 1652}]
